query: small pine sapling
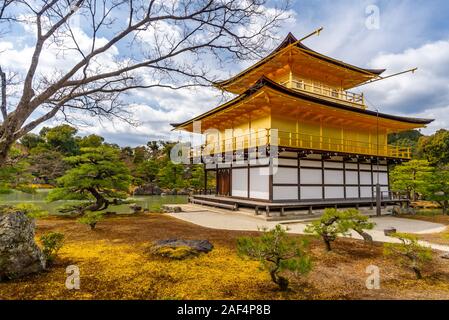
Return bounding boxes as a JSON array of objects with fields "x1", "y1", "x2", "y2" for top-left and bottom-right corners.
[
  {"x1": 384, "y1": 233, "x2": 433, "y2": 279},
  {"x1": 39, "y1": 232, "x2": 64, "y2": 265},
  {"x1": 304, "y1": 208, "x2": 350, "y2": 251},
  {"x1": 237, "y1": 225, "x2": 311, "y2": 291}
]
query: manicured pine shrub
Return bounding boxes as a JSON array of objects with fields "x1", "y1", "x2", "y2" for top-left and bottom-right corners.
[
  {"x1": 237, "y1": 225, "x2": 311, "y2": 291},
  {"x1": 384, "y1": 233, "x2": 433, "y2": 279}
]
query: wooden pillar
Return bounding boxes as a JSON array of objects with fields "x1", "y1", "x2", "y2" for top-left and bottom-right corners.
[{"x1": 204, "y1": 164, "x2": 207, "y2": 195}]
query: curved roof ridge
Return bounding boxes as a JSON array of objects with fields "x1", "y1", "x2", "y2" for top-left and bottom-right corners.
[
  {"x1": 214, "y1": 32, "x2": 386, "y2": 89},
  {"x1": 174, "y1": 76, "x2": 433, "y2": 129}
]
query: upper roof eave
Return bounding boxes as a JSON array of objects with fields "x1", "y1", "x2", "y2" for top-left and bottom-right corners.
[
  {"x1": 214, "y1": 33, "x2": 386, "y2": 89},
  {"x1": 172, "y1": 76, "x2": 434, "y2": 130}
]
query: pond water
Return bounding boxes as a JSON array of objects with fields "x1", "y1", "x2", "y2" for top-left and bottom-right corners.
[{"x1": 0, "y1": 189, "x2": 188, "y2": 215}]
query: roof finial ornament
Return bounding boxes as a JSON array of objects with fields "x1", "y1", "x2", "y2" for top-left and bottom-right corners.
[{"x1": 295, "y1": 27, "x2": 324, "y2": 44}]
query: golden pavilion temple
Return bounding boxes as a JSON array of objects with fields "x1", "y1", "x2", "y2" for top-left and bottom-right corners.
[{"x1": 172, "y1": 32, "x2": 433, "y2": 211}]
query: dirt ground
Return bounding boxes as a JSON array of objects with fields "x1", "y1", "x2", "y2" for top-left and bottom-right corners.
[{"x1": 1, "y1": 214, "x2": 449, "y2": 300}]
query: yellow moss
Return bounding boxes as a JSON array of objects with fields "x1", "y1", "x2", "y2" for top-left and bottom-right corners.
[
  {"x1": 11, "y1": 240, "x2": 269, "y2": 300},
  {"x1": 152, "y1": 246, "x2": 198, "y2": 260}
]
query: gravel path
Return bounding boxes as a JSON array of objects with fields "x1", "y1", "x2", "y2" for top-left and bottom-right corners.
[{"x1": 169, "y1": 204, "x2": 449, "y2": 252}]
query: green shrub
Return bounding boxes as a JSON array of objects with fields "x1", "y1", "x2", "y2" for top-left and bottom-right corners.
[
  {"x1": 237, "y1": 225, "x2": 311, "y2": 291},
  {"x1": 78, "y1": 211, "x2": 104, "y2": 230},
  {"x1": 384, "y1": 233, "x2": 433, "y2": 279},
  {"x1": 14, "y1": 203, "x2": 48, "y2": 219},
  {"x1": 40, "y1": 232, "x2": 65, "y2": 264},
  {"x1": 305, "y1": 208, "x2": 375, "y2": 250},
  {"x1": 304, "y1": 208, "x2": 349, "y2": 251}
]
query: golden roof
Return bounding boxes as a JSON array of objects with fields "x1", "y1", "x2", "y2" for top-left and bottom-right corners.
[{"x1": 214, "y1": 33, "x2": 385, "y2": 94}]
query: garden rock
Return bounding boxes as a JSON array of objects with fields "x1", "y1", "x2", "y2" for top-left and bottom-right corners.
[
  {"x1": 162, "y1": 205, "x2": 182, "y2": 213},
  {"x1": 0, "y1": 210, "x2": 46, "y2": 281},
  {"x1": 151, "y1": 239, "x2": 213, "y2": 260},
  {"x1": 133, "y1": 184, "x2": 161, "y2": 195},
  {"x1": 384, "y1": 227, "x2": 397, "y2": 236},
  {"x1": 129, "y1": 204, "x2": 143, "y2": 213}
]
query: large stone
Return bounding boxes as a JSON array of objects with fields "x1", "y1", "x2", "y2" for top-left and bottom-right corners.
[
  {"x1": 162, "y1": 205, "x2": 182, "y2": 213},
  {"x1": 0, "y1": 210, "x2": 46, "y2": 281},
  {"x1": 153, "y1": 239, "x2": 214, "y2": 253},
  {"x1": 384, "y1": 227, "x2": 397, "y2": 236},
  {"x1": 133, "y1": 183, "x2": 162, "y2": 195},
  {"x1": 150, "y1": 239, "x2": 214, "y2": 260}
]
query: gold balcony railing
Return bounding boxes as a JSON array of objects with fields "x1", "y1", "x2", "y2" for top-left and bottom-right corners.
[
  {"x1": 281, "y1": 79, "x2": 365, "y2": 108},
  {"x1": 192, "y1": 129, "x2": 411, "y2": 159}
]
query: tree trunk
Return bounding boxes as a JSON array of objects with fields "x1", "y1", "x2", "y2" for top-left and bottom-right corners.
[
  {"x1": 355, "y1": 229, "x2": 373, "y2": 243},
  {"x1": 269, "y1": 268, "x2": 278, "y2": 286},
  {"x1": 443, "y1": 201, "x2": 448, "y2": 215},
  {"x1": 0, "y1": 134, "x2": 14, "y2": 167},
  {"x1": 412, "y1": 266, "x2": 422, "y2": 279},
  {"x1": 323, "y1": 237, "x2": 332, "y2": 251},
  {"x1": 81, "y1": 187, "x2": 109, "y2": 213},
  {"x1": 269, "y1": 267, "x2": 289, "y2": 291}
]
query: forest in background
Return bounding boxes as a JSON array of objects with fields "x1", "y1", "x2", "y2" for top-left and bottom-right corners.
[{"x1": 0, "y1": 124, "x2": 215, "y2": 196}]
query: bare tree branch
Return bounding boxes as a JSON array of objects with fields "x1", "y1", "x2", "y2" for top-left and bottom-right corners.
[
  {"x1": 0, "y1": 0, "x2": 289, "y2": 164},
  {"x1": 0, "y1": 66, "x2": 6, "y2": 120}
]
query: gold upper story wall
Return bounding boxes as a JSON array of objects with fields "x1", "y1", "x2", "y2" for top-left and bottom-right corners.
[{"x1": 201, "y1": 95, "x2": 412, "y2": 159}]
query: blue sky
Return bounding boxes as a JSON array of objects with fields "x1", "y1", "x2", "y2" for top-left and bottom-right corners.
[{"x1": 2, "y1": 0, "x2": 449, "y2": 146}]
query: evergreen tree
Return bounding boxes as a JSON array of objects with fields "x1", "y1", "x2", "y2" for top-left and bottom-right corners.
[{"x1": 48, "y1": 146, "x2": 132, "y2": 213}]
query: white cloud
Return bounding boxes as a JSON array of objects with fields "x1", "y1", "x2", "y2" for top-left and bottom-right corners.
[
  {"x1": 359, "y1": 40, "x2": 449, "y2": 132},
  {"x1": 3, "y1": 0, "x2": 449, "y2": 147}
]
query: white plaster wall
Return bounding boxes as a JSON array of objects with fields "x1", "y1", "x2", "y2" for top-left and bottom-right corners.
[
  {"x1": 324, "y1": 161, "x2": 343, "y2": 169},
  {"x1": 277, "y1": 158, "x2": 297, "y2": 166},
  {"x1": 249, "y1": 168, "x2": 269, "y2": 200},
  {"x1": 232, "y1": 168, "x2": 248, "y2": 198},
  {"x1": 232, "y1": 161, "x2": 247, "y2": 167},
  {"x1": 359, "y1": 164, "x2": 372, "y2": 170},
  {"x1": 324, "y1": 170, "x2": 344, "y2": 184},
  {"x1": 346, "y1": 186, "x2": 359, "y2": 198},
  {"x1": 300, "y1": 186, "x2": 322, "y2": 200},
  {"x1": 345, "y1": 171, "x2": 358, "y2": 184},
  {"x1": 373, "y1": 172, "x2": 388, "y2": 185},
  {"x1": 300, "y1": 160, "x2": 322, "y2": 168},
  {"x1": 325, "y1": 186, "x2": 344, "y2": 199},
  {"x1": 273, "y1": 167, "x2": 298, "y2": 184},
  {"x1": 300, "y1": 168, "x2": 322, "y2": 184},
  {"x1": 345, "y1": 163, "x2": 358, "y2": 170},
  {"x1": 360, "y1": 172, "x2": 372, "y2": 185},
  {"x1": 360, "y1": 186, "x2": 373, "y2": 198},
  {"x1": 273, "y1": 186, "x2": 298, "y2": 201}
]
